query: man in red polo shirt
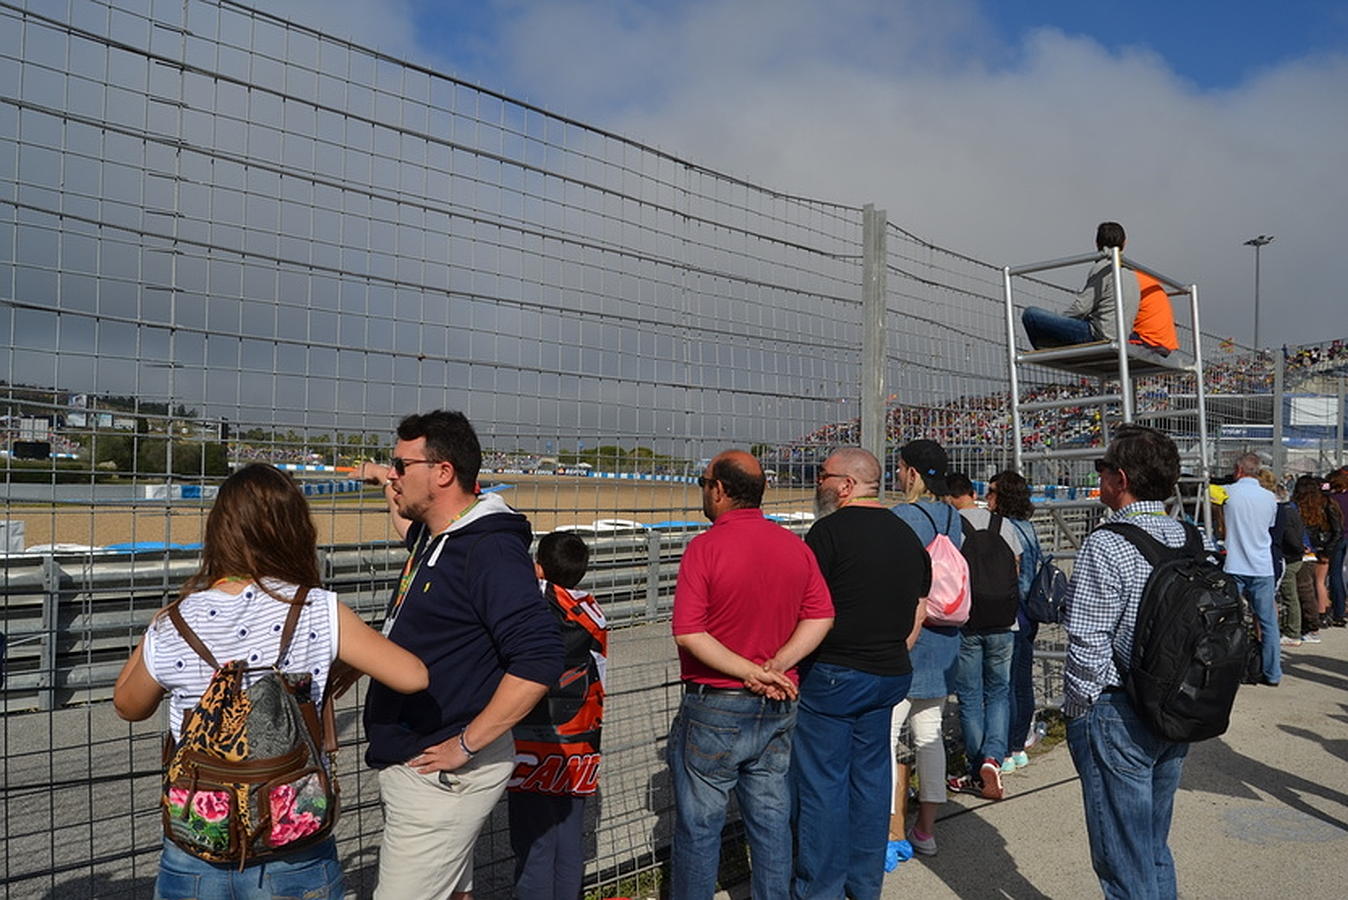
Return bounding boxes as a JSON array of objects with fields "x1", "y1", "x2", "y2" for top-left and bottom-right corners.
[{"x1": 668, "y1": 450, "x2": 834, "y2": 900}]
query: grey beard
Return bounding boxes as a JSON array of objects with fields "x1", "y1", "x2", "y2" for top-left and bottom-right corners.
[{"x1": 814, "y1": 490, "x2": 839, "y2": 518}]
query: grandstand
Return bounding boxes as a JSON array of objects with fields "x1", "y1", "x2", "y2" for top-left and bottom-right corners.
[{"x1": 773, "y1": 339, "x2": 1346, "y2": 486}]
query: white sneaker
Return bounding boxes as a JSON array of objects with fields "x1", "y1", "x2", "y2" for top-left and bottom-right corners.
[
  {"x1": 1302, "y1": 632, "x2": 1322, "y2": 644},
  {"x1": 1280, "y1": 635, "x2": 1302, "y2": 646},
  {"x1": 907, "y1": 825, "x2": 938, "y2": 856}
]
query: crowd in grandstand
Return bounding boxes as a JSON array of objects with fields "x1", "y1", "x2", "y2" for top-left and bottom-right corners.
[{"x1": 781, "y1": 343, "x2": 1348, "y2": 462}]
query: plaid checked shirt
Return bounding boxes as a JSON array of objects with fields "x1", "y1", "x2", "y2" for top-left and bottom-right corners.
[{"x1": 1062, "y1": 500, "x2": 1189, "y2": 717}]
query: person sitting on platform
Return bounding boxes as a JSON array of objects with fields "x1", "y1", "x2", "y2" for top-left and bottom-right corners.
[{"x1": 1021, "y1": 221, "x2": 1179, "y2": 356}]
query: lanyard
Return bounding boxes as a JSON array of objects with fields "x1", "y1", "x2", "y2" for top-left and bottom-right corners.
[
  {"x1": 380, "y1": 498, "x2": 482, "y2": 637},
  {"x1": 382, "y1": 529, "x2": 432, "y2": 637}
]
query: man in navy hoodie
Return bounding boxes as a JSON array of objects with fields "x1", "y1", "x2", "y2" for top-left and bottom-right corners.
[{"x1": 354, "y1": 410, "x2": 563, "y2": 900}]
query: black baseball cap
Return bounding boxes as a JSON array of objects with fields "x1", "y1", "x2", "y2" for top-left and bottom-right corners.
[{"x1": 899, "y1": 439, "x2": 950, "y2": 497}]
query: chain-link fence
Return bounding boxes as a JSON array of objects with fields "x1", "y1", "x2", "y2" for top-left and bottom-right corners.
[{"x1": 3, "y1": 0, "x2": 1344, "y2": 897}]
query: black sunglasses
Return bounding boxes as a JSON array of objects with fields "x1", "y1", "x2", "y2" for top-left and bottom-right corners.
[
  {"x1": 391, "y1": 457, "x2": 439, "y2": 476},
  {"x1": 1094, "y1": 458, "x2": 1118, "y2": 474},
  {"x1": 696, "y1": 476, "x2": 718, "y2": 489}
]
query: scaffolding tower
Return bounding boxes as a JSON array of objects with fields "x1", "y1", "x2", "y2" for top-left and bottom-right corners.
[{"x1": 1002, "y1": 248, "x2": 1213, "y2": 536}]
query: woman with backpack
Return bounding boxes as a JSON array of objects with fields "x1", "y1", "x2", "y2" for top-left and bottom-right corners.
[
  {"x1": 886, "y1": 439, "x2": 964, "y2": 865},
  {"x1": 113, "y1": 463, "x2": 428, "y2": 900},
  {"x1": 987, "y1": 470, "x2": 1043, "y2": 776}
]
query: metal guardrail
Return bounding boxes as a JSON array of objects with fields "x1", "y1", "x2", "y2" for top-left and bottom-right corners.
[
  {"x1": 0, "y1": 510, "x2": 1099, "y2": 714},
  {"x1": 0, "y1": 524, "x2": 803, "y2": 711}
]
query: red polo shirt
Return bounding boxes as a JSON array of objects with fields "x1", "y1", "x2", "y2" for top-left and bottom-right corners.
[{"x1": 672, "y1": 508, "x2": 833, "y2": 688}]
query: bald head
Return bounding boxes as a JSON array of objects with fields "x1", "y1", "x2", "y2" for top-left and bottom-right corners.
[
  {"x1": 710, "y1": 450, "x2": 766, "y2": 509},
  {"x1": 827, "y1": 448, "x2": 881, "y2": 491}
]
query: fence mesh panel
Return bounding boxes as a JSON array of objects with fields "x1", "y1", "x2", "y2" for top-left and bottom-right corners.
[{"x1": 3, "y1": 0, "x2": 1342, "y2": 897}]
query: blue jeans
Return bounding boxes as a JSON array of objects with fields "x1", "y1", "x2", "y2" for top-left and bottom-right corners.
[
  {"x1": 791, "y1": 662, "x2": 911, "y2": 900},
  {"x1": 155, "y1": 837, "x2": 344, "y2": 900},
  {"x1": 1022, "y1": 306, "x2": 1095, "y2": 349},
  {"x1": 508, "y1": 792, "x2": 586, "y2": 900},
  {"x1": 1067, "y1": 692, "x2": 1189, "y2": 900},
  {"x1": 954, "y1": 630, "x2": 1014, "y2": 764},
  {"x1": 1233, "y1": 573, "x2": 1281, "y2": 683},
  {"x1": 667, "y1": 690, "x2": 796, "y2": 900},
  {"x1": 1007, "y1": 623, "x2": 1039, "y2": 753}
]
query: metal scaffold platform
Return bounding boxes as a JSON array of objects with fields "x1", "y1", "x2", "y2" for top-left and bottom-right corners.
[{"x1": 1002, "y1": 248, "x2": 1213, "y2": 535}]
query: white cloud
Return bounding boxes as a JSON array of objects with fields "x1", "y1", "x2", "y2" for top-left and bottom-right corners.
[
  {"x1": 277, "y1": 0, "x2": 1348, "y2": 348},
  {"x1": 272, "y1": 0, "x2": 424, "y2": 60},
  {"x1": 496, "y1": 3, "x2": 1348, "y2": 348}
]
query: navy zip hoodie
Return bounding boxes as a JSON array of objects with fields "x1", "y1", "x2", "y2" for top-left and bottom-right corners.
[{"x1": 363, "y1": 493, "x2": 564, "y2": 768}]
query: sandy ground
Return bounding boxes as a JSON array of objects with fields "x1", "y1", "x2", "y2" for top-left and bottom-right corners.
[{"x1": 2, "y1": 473, "x2": 817, "y2": 548}]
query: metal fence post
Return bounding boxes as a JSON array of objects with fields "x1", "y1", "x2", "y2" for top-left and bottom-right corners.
[
  {"x1": 861, "y1": 204, "x2": 887, "y2": 494},
  {"x1": 1272, "y1": 350, "x2": 1285, "y2": 475},
  {"x1": 1331, "y1": 377, "x2": 1342, "y2": 468},
  {"x1": 645, "y1": 531, "x2": 662, "y2": 619},
  {"x1": 39, "y1": 556, "x2": 62, "y2": 712}
]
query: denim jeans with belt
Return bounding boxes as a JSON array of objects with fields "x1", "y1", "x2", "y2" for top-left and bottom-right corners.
[
  {"x1": 1067, "y1": 691, "x2": 1189, "y2": 900},
  {"x1": 790, "y1": 661, "x2": 911, "y2": 900},
  {"x1": 155, "y1": 836, "x2": 344, "y2": 900},
  {"x1": 667, "y1": 688, "x2": 796, "y2": 900}
]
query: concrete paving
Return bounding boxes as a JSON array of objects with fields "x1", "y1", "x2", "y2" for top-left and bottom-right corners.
[{"x1": 866, "y1": 629, "x2": 1348, "y2": 899}]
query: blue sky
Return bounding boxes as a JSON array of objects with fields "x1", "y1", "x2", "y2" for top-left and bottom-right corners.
[
  {"x1": 401, "y1": 0, "x2": 1348, "y2": 94},
  {"x1": 274, "y1": 0, "x2": 1348, "y2": 349},
  {"x1": 980, "y1": 1, "x2": 1348, "y2": 90}
]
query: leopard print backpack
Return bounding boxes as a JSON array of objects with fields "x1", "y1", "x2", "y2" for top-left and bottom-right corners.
[{"x1": 161, "y1": 590, "x2": 339, "y2": 867}]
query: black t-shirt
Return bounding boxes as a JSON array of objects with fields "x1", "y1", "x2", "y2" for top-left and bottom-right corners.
[{"x1": 805, "y1": 505, "x2": 931, "y2": 677}]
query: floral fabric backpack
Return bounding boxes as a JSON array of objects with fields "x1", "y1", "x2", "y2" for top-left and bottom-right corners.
[{"x1": 161, "y1": 591, "x2": 339, "y2": 867}]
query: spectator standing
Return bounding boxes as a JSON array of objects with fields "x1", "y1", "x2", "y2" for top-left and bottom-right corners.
[
  {"x1": 1293, "y1": 475, "x2": 1337, "y2": 643},
  {"x1": 668, "y1": 450, "x2": 834, "y2": 900},
  {"x1": 794, "y1": 448, "x2": 928, "y2": 899},
  {"x1": 987, "y1": 470, "x2": 1044, "y2": 774},
  {"x1": 944, "y1": 473, "x2": 1022, "y2": 799},
  {"x1": 1064, "y1": 425, "x2": 1191, "y2": 898},
  {"x1": 353, "y1": 411, "x2": 564, "y2": 900},
  {"x1": 1273, "y1": 482, "x2": 1308, "y2": 646},
  {"x1": 1223, "y1": 454, "x2": 1281, "y2": 686},
  {"x1": 888, "y1": 439, "x2": 964, "y2": 862},
  {"x1": 113, "y1": 464, "x2": 428, "y2": 900},
  {"x1": 1326, "y1": 469, "x2": 1348, "y2": 626},
  {"x1": 508, "y1": 531, "x2": 607, "y2": 900}
]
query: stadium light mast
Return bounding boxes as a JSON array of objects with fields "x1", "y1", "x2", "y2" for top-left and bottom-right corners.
[{"x1": 1243, "y1": 234, "x2": 1274, "y2": 349}]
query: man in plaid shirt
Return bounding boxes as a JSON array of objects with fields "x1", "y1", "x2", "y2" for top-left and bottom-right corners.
[{"x1": 1063, "y1": 425, "x2": 1190, "y2": 899}]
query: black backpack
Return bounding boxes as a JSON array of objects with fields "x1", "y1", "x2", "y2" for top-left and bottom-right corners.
[
  {"x1": 1100, "y1": 521, "x2": 1249, "y2": 743},
  {"x1": 1025, "y1": 556, "x2": 1069, "y2": 625},
  {"x1": 960, "y1": 513, "x2": 1019, "y2": 631}
]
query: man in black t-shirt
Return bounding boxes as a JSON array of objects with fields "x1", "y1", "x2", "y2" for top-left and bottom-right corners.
[{"x1": 792, "y1": 447, "x2": 931, "y2": 900}]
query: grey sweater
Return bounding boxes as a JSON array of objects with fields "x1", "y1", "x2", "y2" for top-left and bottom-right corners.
[{"x1": 1065, "y1": 258, "x2": 1140, "y2": 342}]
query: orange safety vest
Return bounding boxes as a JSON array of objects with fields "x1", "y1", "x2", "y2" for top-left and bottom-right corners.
[{"x1": 1131, "y1": 271, "x2": 1179, "y2": 352}]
